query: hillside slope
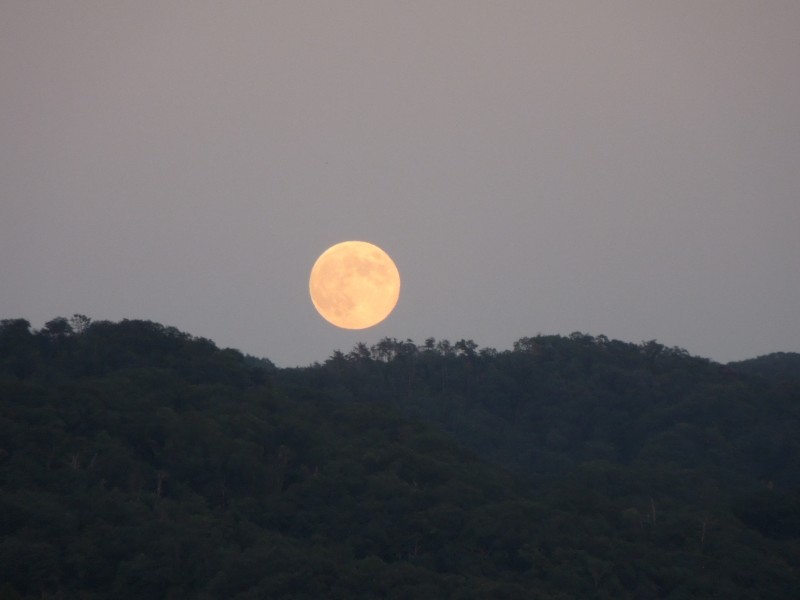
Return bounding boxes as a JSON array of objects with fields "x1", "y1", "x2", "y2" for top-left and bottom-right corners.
[{"x1": 1, "y1": 318, "x2": 799, "y2": 598}]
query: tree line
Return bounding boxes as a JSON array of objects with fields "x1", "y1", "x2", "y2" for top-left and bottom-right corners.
[{"x1": 1, "y1": 317, "x2": 798, "y2": 598}]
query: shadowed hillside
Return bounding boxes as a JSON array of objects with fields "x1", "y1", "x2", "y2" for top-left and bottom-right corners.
[
  {"x1": 1, "y1": 317, "x2": 799, "y2": 598},
  {"x1": 292, "y1": 334, "x2": 800, "y2": 488}
]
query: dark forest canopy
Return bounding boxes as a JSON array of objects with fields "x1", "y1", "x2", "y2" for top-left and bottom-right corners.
[{"x1": 1, "y1": 317, "x2": 799, "y2": 599}]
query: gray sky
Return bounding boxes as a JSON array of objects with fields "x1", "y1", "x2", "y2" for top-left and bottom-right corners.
[{"x1": 2, "y1": 1, "x2": 799, "y2": 367}]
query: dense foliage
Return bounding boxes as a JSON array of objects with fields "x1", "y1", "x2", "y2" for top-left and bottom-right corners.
[{"x1": 1, "y1": 317, "x2": 798, "y2": 598}]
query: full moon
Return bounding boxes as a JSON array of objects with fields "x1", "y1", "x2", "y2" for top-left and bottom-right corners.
[{"x1": 309, "y1": 241, "x2": 401, "y2": 329}]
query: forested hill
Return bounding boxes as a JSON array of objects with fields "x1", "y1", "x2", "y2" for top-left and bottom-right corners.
[
  {"x1": 1, "y1": 318, "x2": 799, "y2": 599},
  {"x1": 293, "y1": 334, "x2": 800, "y2": 490}
]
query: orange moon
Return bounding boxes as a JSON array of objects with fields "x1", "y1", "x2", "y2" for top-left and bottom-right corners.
[{"x1": 309, "y1": 241, "x2": 400, "y2": 329}]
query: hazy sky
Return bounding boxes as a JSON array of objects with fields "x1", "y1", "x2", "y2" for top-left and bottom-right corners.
[{"x1": 2, "y1": 1, "x2": 799, "y2": 366}]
